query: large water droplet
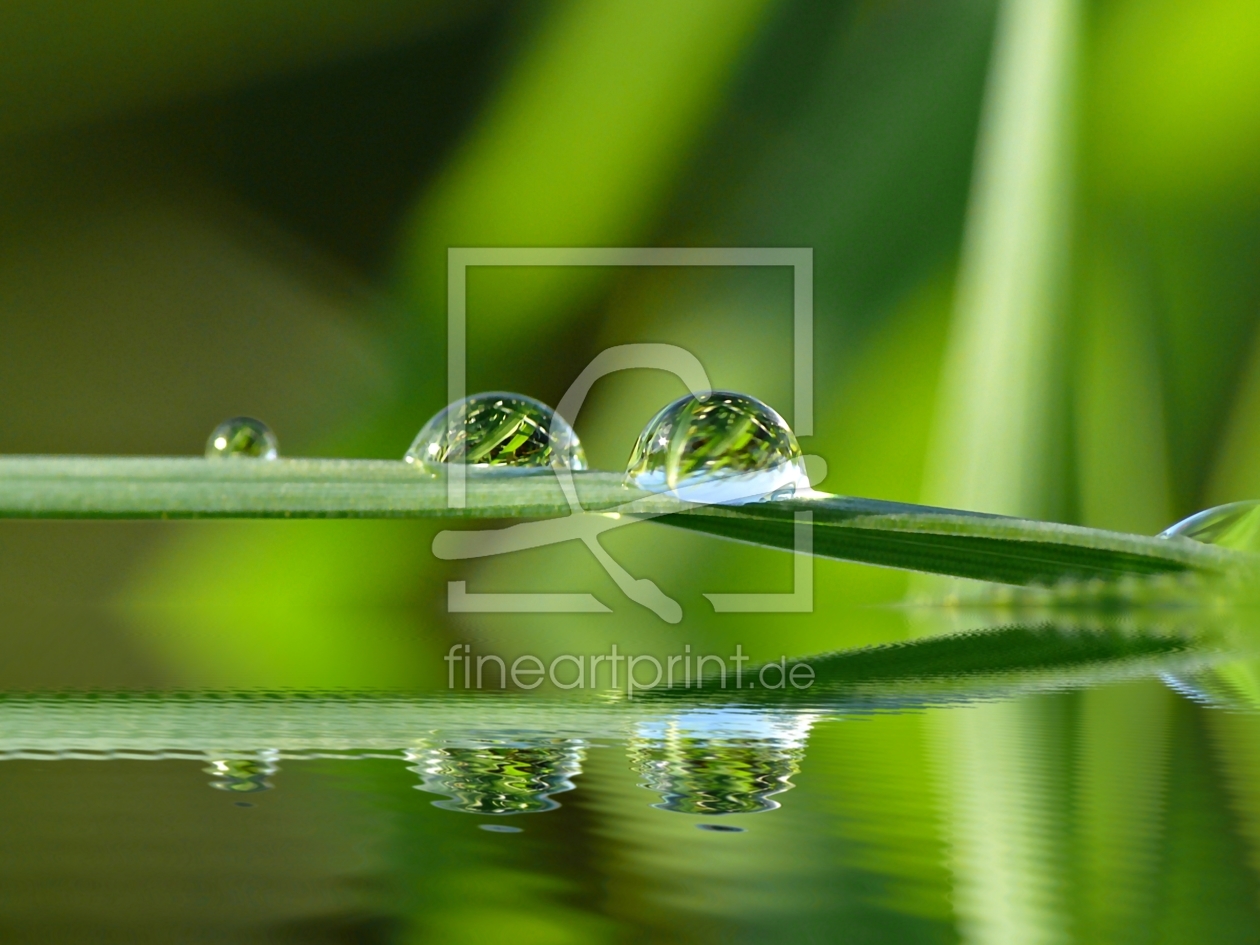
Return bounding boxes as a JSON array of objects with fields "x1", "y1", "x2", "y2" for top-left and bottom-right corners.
[
  {"x1": 624, "y1": 391, "x2": 810, "y2": 504},
  {"x1": 1159, "y1": 501, "x2": 1260, "y2": 552},
  {"x1": 406, "y1": 740, "x2": 585, "y2": 815},
  {"x1": 405, "y1": 393, "x2": 586, "y2": 471},
  {"x1": 205, "y1": 417, "x2": 278, "y2": 460}
]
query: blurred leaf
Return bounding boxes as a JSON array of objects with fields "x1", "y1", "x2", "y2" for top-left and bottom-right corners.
[
  {"x1": 122, "y1": 520, "x2": 442, "y2": 689},
  {"x1": 1091, "y1": 0, "x2": 1260, "y2": 203},
  {"x1": 0, "y1": 0, "x2": 476, "y2": 140}
]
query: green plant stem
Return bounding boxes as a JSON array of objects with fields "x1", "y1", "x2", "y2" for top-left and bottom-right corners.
[{"x1": 0, "y1": 457, "x2": 1243, "y2": 585}]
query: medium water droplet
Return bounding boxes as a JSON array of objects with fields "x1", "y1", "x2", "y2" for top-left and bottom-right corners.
[
  {"x1": 205, "y1": 752, "x2": 279, "y2": 793},
  {"x1": 696, "y1": 823, "x2": 745, "y2": 833},
  {"x1": 1159, "y1": 501, "x2": 1260, "y2": 551},
  {"x1": 625, "y1": 391, "x2": 809, "y2": 504},
  {"x1": 406, "y1": 740, "x2": 585, "y2": 815},
  {"x1": 205, "y1": 417, "x2": 278, "y2": 460},
  {"x1": 405, "y1": 393, "x2": 586, "y2": 471},
  {"x1": 479, "y1": 824, "x2": 523, "y2": 833}
]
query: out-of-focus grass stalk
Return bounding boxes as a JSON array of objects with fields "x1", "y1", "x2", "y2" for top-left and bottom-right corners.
[
  {"x1": 922, "y1": 0, "x2": 1077, "y2": 521},
  {"x1": 935, "y1": 699, "x2": 1073, "y2": 945},
  {"x1": 921, "y1": 0, "x2": 1080, "y2": 942}
]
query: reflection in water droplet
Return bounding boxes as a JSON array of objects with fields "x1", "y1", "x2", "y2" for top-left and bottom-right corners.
[
  {"x1": 205, "y1": 417, "x2": 279, "y2": 460},
  {"x1": 625, "y1": 391, "x2": 810, "y2": 504},
  {"x1": 479, "y1": 824, "x2": 523, "y2": 833},
  {"x1": 406, "y1": 740, "x2": 585, "y2": 815},
  {"x1": 405, "y1": 393, "x2": 586, "y2": 471},
  {"x1": 696, "y1": 823, "x2": 745, "y2": 833},
  {"x1": 629, "y1": 713, "x2": 811, "y2": 815},
  {"x1": 1159, "y1": 501, "x2": 1260, "y2": 551},
  {"x1": 205, "y1": 751, "x2": 279, "y2": 793}
]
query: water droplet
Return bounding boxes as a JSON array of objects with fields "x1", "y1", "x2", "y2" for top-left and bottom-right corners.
[
  {"x1": 479, "y1": 824, "x2": 523, "y2": 833},
  {"x1": 406, "y1": 740, "x2": 585, "y2": 815},
  {"x1": 405, "y1": 393, "x2": 586, "y2": 471},
  {"x1": 205, "y1": 417, "x2": 278, "y2": 460},
  {"x1": 629, "y1": 728, "x2": 804, "y2": 815},
  {"x1": 205, "y1": 752, "x2": 279, "y2": 793},
  {"x1": 1159, "y1": 501, "x2": 1260, "y2": 551},
  {"x1": 625, "y1": 391, "x2": 810, "y2": 504},
  {"x1": 696, "y1": 823, "x2": 745, "y2": 833}
]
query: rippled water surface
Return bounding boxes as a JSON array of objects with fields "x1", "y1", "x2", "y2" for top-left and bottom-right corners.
[{"x1": 3, "y1": 615, "x2": 1260, "y2": 944}]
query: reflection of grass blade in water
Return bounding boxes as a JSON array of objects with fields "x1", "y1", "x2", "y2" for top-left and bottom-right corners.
[
  {"x1": 0, "y1": 622, "x2": 1227, "y2": 755},
  {"x1": 640, "y1": 623, "x2": 1202, "y2": 709},
  {"x1": 0, "y1": 458, "x2": 1247, "y2": 587}
]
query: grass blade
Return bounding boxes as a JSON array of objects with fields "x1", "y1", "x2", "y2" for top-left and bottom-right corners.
[{"x1": 0, "y1": 456, "x2": 1243, "y2": 586}]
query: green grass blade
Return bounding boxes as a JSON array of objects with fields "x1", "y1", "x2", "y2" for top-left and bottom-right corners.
[
  {"x1": 663, "y1": 497, "x2": 1233, "y2": 584},
  {"x1": 0, "y1": 456, "x2": 1243, "y2": 585}
]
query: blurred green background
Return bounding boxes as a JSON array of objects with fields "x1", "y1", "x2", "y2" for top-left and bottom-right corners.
[
  {"x1": 2, "y1": 2, "x2": 1260, "y2": 943},
  {"x1": 1, "y1": 0, "x2": 1258, "y2": 688}
]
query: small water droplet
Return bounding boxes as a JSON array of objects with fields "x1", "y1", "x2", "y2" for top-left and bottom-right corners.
[
  {"x1": 1159, "y1": 501, "x2": 1260, "y2": 551},
  {"x1": 479, "y1": 824, "x2": 523, "y2": 833},
  {"x1": 405, "y1": 393, "x2": 586, "y2": 471},
  {"x1": 696, "y1": 823, "x2": 745, "y2": 833},
  {"x1": 625, "y1": 391, "x2": 810, "y2": 504},
  {"x1": 205, "y1": 417, "x2": 278, "y2": 460}
]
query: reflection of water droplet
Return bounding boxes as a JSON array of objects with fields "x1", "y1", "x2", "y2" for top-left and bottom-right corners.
[
  {"x1": 1160, "y1": 501, "x2": 1260, "y2": 551},
  {"x1": 629, "y1": 714, "x2": 808, "y2": 815},
  {"x1": 696, "y1": 823, "x2": 745, "y2": 833},
  {"x1": 405, "y1": 393, "x2": 586, "y2": 471},
  {"x1": 205, "y1": 417, "x2": 278, "y2": 460},
  {"x1": 205, "y1": 751, "x2": 279, "y2": 793},
  {"x1": 235, "y1": 802, "x2": 254, "y2": 808},
  {"x1": 625, "y1": 391, "x2": 810, "y2": 504},
  {"x1": 406, "y1": 740, "x2": 585, "y2": 815},
  {"x1": 479, "y1": 824, "x2": 523, "y2": 833}
]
